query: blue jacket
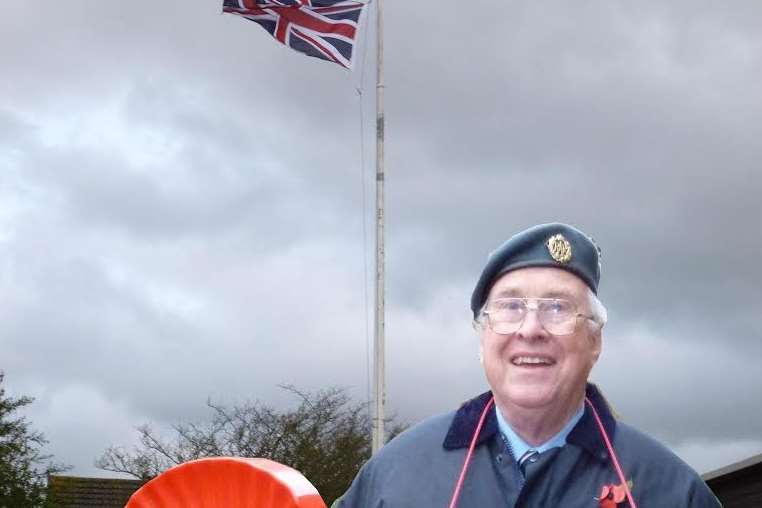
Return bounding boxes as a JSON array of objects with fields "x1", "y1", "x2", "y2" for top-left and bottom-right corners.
[{"x1": 336, "y1": 384, "x2": 721, "y2": 507}]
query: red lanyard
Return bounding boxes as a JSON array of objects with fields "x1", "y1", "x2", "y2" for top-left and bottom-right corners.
[
  {"x1": 447, "y1": 397, "x2": 494, "y2": 508},
  {"x1": 585, "y1": 397, "x2": 638, "y2": 508},
  {"x1": 447, "y1": 397, "x2": 638, "y2": 508}
]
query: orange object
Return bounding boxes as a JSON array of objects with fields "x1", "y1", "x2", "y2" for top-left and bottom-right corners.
[{"x1": 125, "y1": 457, "x2": 327, "y2": 508}]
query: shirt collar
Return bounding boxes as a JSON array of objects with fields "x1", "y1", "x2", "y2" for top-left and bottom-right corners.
[
  {"x1": 495, "y1": 402, "x2": 584, "y2": 460},
  {"x1": 443, "y1": 383, "x2": 616, "y2": 462}
]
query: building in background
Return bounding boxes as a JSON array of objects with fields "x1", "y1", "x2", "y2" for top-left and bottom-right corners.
[
  {"x1": 47, "y1": 475, "x2": 144, "y2": 507},
  {"x1": 702, "y1": 453, "x2": 762, "y2": 508}
]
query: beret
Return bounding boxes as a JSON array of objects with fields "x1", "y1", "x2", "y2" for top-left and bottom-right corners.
[{"x1": 470, "y1": 223, "x2": 601, "y2": 318}]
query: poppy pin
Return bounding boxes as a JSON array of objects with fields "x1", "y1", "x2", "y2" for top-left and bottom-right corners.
[{"x1": 595, "y1": 480, "x2": 633, "y2": 508}]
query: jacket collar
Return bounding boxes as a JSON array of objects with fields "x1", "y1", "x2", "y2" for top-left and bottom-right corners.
[
  {"x1": 567, "y1": 383, "x2": 617, "y2": 459},
  {"x1": 442, "y1": 391, "x2": 497, "y2": 450},
  {"x1": 442, "y1": 383, "x2": 616, "y2": 460}
]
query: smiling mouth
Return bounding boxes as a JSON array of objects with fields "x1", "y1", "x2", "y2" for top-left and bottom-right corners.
[{"x1": 511, "y1": 356, "x2": 555, "y2": 367}]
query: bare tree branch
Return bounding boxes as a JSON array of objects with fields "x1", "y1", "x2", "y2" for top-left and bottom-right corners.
[{"x1": 97, "y1": 386, "x2": 405, "y2": 505}]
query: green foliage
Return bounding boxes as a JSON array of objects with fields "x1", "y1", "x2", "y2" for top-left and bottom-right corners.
[
  {"x1": 97, "y1": 386, "x2": 404, "y2": 506},
  {"x1": 0, "y1": 371, "x2": 66, "y2": 508}
]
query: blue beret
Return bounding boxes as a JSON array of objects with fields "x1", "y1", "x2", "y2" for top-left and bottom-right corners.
[{"x1": 470, "y1": 223, "x2": 601, "y2": 318}]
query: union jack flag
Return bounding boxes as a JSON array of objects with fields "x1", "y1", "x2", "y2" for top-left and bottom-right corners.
[{"x1": 223, "y1": 0, "x2": 366, "y2": 69}]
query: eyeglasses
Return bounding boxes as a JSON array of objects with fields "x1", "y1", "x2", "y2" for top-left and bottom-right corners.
[{"x1": 481, "y1": 297, "x2": 596, "y2": 336}]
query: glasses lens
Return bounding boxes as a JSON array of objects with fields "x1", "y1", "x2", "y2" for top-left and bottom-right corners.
[
  {"x1": 538, "y1": 299, "x2": 576, "y2": 334},
  {"x1": 490, "y1": 319, "x2": 522, "y2": 335},
  {"x1": 486, "y1": 298, "x2": 525, "y2": 334}
]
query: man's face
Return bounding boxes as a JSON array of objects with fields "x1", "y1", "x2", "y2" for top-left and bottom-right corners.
[{"x1": 479, "y1": 267, "x2": 602, "y2": 412}]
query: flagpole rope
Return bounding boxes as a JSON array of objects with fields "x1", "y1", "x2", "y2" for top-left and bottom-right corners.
[
  {"x1": 355, "y1": 0, "x2": 373, "y2": 417},
  {"x1": 359, "y1": 92, "x2": 371, "y2": 415}
]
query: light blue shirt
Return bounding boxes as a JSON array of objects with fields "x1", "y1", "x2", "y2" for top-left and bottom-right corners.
[{"x1": 495, "y1": 403, "x2": 585, "y2": 463}]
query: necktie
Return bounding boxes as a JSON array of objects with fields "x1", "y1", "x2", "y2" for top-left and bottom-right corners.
[{"x1": 518, "y1": 450, "x2": 539, "y2": 475}]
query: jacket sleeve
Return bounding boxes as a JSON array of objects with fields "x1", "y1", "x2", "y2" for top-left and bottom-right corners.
[
  {"x1": 333, "y1": 461, "x2": 376, "y2": 508},
  {"x1": 688, "y1": 476, "x2": 723, "y2": 508}
]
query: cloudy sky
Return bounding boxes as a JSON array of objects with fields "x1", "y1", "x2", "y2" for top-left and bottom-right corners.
[{"x1": 1, "y1": 0, "x2": 760, "y2": 480}]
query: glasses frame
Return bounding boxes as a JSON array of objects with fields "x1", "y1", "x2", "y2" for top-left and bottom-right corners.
[{"x1": 480, "y1": 297, "x2": 598, "y2": 336}]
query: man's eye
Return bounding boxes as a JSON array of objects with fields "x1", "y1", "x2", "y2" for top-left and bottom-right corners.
[
  {"x1": 538, "y1": 300, "x2": 557, "y2": 312},
  {"x1": 494, "y1": 300, "x2": 523, "y2": 311},
  {"x1": 545, "y1": 300, "x2": 571, "y2": 313}
]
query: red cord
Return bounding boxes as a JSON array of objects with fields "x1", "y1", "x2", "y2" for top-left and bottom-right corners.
[
  {"x1": 447, "y1": 396, "x2": 494, "y2": 508},
  {"x1": 585, "y1": 397, "x2": 638, "y2": 508},
  {"x1": 448, "y1": 396, "x2": 636, "y2": 508}
]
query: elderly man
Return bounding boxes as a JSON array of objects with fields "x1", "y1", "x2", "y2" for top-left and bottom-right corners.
[{"x1": 336, "y1": 223, "x2": 720, "y2": 507}]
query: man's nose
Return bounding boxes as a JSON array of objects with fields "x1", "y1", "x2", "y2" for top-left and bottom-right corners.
[{"x1": 516, "y1": 309, "x2": 547, "y2": 340}]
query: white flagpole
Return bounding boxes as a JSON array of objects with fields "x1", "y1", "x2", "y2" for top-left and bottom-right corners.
[{"x1": 371, "y1": 0, "x2": 386, "y2": 455}]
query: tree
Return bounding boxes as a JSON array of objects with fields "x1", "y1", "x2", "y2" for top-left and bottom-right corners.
[
  {"x1": 97, "y1": 386, "x2": 404, "y2": 506},
  {"x1": 0, "y1": 371, "x2": 66, "y2": 508}
]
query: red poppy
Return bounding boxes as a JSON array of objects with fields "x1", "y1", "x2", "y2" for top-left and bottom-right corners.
[{"x1": 597, "y1": 482, "x2": 627, "y2": 507}]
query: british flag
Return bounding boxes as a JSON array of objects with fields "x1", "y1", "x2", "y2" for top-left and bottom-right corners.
[{"x1": 223, "y1": 0, "x2": 366, "y2": 69}]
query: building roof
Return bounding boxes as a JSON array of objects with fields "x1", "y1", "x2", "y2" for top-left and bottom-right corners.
[
  {"x1": 702, "y1": 452, "x2": 762, "y2": 482},
  {"x1": 702, "y1": 453, "x2": 762, "y2": 507},
  {"x1": 48, "y1": 475, "x2": 145, "y2": 507}
]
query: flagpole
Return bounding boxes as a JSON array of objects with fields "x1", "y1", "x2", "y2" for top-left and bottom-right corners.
[{"x1": 371, "y1": 0, "x2": 386, "y2": 455}]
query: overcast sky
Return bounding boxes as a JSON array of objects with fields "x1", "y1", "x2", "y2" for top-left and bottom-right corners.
[{"x1": 1, "y1": 0, "x2": 760, "y2": 480}]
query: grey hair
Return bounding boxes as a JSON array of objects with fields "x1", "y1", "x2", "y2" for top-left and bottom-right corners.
[
  {"x1": 472, "y1": 303, "x2": 488, "y2": 331},
  {"x1": 587, "y1": 288, "x2": 608, "y2": 332}
]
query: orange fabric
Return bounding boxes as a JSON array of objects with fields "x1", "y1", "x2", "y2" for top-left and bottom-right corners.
[{"x1": 126, "y1": 457, "x2": 327, "y2": 508}]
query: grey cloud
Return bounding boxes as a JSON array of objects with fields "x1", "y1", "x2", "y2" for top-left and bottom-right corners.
[{"x1": 596, "y1": 321, "x2": 762, "y2": 443}]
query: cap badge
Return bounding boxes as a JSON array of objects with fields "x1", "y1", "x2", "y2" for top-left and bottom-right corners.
[{"x1": 547, "y1": 234, "x2": 572, "y2": 264}]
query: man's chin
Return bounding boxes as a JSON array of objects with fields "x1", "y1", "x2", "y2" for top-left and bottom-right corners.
[{"x1": 498, "y1": 382, "x2": 556, "y2": 409}]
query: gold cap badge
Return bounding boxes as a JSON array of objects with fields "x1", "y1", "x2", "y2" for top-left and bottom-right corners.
[{"x1": 547, "y1": 234, "x2": 572, "y2": 264}]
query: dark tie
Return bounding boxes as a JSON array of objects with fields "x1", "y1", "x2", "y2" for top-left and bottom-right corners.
[{"x1": 518, "y1": 450, "x2": 539, "y2": 475}]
